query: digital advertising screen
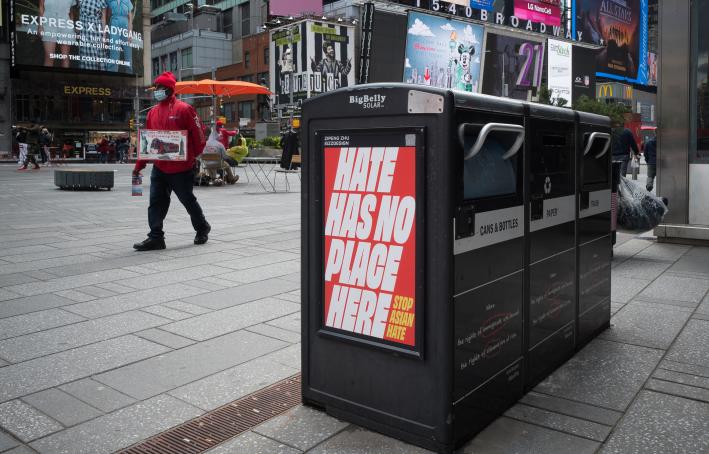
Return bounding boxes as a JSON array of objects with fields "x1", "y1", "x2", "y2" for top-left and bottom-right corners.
[
  {"x1": 574, "y1": 0, "x2": 648, "y2": 84},
  {"x1": 514, "y1": 0, "x2": 562, "y2": 27},
  {"x1": 481, "y1": 32, "x2": 545, "y2": 100},
  {"x1": 571, "y1": 45, "x2": 597, "y2": 102},
  {"x1": 547, "y1": 38, "x2": 572, "y2": 104},
  {"x1": 11, "y1": 0, "x2": 144, "y2": 75},
  {"x1": 404, "y1": 11, "x2": 485, "y2": 93}
]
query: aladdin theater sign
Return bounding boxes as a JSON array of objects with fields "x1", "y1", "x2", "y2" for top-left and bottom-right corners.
[{"x1": 407, "y1": 0, "x2": 580, "y2": 40}]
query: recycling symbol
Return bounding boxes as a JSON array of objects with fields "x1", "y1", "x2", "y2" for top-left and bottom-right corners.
[{"x1": 544, "y1": 176, "x2": 552, "y2": 194}]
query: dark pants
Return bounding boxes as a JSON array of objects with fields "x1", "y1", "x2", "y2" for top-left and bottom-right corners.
[
  {"x1": 615, "y1": 156, "x2": 630, "y2": 177},
  {"x1": 148, "y1": 167, "x2": 209, "y2": 239}
]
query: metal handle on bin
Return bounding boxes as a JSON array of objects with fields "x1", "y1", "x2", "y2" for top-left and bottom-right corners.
[
  {"x1": 583, "y1": 132, "x2": 611, "y2": 158},
  {"x1": 459, "y1": 123, "x2": 525, "y2": 161}
]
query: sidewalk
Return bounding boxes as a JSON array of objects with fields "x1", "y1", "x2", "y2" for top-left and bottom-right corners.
[{"x1": 0, "y1": 164, "x2": 707, "y2": 454}]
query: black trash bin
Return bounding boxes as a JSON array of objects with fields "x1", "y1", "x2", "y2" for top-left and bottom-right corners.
[
  {"x1": 301, "y1": 83, "x2": 612, "y2": 453},
  {"x1": 524, "y1": 104, "x2": 577, "y2": 387},
  {"x1": 577, "y1": 113, "x2": 613, "y2": 347}
]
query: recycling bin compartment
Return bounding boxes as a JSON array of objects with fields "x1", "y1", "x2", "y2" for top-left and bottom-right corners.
[
  {"x1": 524, "y1": 104, "x2": 577, "y2": 387},
  {"x1": 576, "y1": 112, "x2": 613, "y2": 347},
  {"x1": 301, "y1": 83, "x2": 612, "y2": 453}
]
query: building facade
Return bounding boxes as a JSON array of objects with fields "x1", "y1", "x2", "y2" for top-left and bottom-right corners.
[{"x1": 656, "y1": 0, "x2": 709, "y2": 240}]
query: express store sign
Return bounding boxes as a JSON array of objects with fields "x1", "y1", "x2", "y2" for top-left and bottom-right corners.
[{"x1": 409, "y1": 0, "x2": 580, "y2": 41}]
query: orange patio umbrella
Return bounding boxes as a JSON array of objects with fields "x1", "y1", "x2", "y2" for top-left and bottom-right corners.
[{"x1": 174, "y1": 79, "x2": 272, "y2": 97}]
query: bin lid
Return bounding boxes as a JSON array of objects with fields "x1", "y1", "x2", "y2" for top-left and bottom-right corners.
[
  {"x1": 576, "y1": 110, "x2": 612, "y2": 127},
  {"x1": 527, "y1": 102, "x2": 576, "y2": 122}
]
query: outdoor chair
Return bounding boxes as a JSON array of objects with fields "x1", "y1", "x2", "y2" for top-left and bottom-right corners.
[
  {"x1": 273, "y1": 154, "x2": 301, "y2": 192},
  {"x1": 197, "y1": 152, "x2": 225, "y2": 186}
]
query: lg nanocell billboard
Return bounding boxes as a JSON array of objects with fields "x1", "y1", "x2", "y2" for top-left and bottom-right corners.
[
  {"x1": 270, "y1": 20, "x2": 355, "y2": 108},
  {"x1": 11, "y1": 0, "x2": 144, "y2": 75},
  {"x1": 514, "y1": 0, "x2": 562, "y2": 27},
  {"x1": 404, "y1": 11, "x2": 484, "y2": 93},
  {"x1": 574, "y1": 0, "x2": 648, "y2": 84}
]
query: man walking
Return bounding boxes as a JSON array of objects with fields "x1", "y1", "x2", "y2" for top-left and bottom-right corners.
[
  {"x1": 132, "y1": 71, "x2": 210, "y2": 251},
  {"x1": 611, "y1": 123, "x2": 640, "y2": 177},
  {"x1": 644, "y1": 134, "x2": 657, "y2": 192}
]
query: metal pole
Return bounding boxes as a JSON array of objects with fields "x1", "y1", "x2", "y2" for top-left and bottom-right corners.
[
  {"x1": 289, "y1": 26, "x2": 294, "y2": 127},
  {"x1": 212, "y1": 67, "x2": 216, "y2": 127}
]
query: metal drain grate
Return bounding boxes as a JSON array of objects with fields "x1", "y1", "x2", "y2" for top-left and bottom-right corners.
[{"x1": 119, "y1": 373, "x2": 302, "y2": 454}]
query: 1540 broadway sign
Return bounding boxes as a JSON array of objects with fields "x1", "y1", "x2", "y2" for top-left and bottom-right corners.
[{"x1": 408, "y1": 0, "x2": 579, "y2": 40}]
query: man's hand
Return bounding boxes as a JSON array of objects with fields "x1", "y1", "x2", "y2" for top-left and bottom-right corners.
[{"x1": 132, "y1": 169, "x2": 141, "y2": 177}]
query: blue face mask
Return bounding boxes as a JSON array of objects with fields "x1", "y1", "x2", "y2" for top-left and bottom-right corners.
[{"x1": 153, "y1": 89, "x2": 167, "y2": 102}]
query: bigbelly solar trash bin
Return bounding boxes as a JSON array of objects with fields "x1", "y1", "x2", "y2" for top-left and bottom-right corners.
[
  {"x1": 301, "y1": 83, "x2": 612, "y2": 453},
  {"x1": 576, "y1": 113, "x2": 613, "y2": 347}
]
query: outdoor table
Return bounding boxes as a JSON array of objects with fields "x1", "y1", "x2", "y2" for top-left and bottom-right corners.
[{"x1": 242, "y1": 156, "x2": 281, "y2": 192}]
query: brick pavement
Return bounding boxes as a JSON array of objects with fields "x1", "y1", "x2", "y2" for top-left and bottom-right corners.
[{"x1": 0, "y1": 164, "x2": 707, "y2": 453}]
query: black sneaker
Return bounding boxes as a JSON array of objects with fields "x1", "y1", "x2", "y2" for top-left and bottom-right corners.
[
  {"x1": 194, "y1": 223, "x2": 211, "y2": 245},
  {"x1": 133, "y1": 237, "x2": 166, "y2": 251}
]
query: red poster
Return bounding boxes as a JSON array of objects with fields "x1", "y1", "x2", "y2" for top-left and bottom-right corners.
[{"x1": 322, "y1": 134, "x2": 417, "y2": 347}]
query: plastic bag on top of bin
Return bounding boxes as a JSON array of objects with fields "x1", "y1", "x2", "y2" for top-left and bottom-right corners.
[{"x1": 617, "y1": 176, "x2": 668, "y2": 231}]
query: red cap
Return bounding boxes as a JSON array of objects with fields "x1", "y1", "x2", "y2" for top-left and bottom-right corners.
[{"x1": 154, "y1": 71, "x2": 176, "y2": 90}]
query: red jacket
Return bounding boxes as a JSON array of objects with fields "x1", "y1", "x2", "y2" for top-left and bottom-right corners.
[
  {"x1": 217, "y1": 126, "x2": 237, "y2": 149},
  {"x1": 134, "y1": 95, "x2": 205, "y2": 174}
]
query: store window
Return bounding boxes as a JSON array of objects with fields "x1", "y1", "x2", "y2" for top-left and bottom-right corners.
[
  {"x1": 160, "y1": 55, "x2": 168, "y2": 73},
  {"x1": 15, "y1": 95, "x2": 31, "y2": 122},
  {"x1": 694, "y1": 0, "x2": 709, "y2": 161},
  {"x1": 244, "y1": 51, "x2": 250, "y2": 69},
  {"x1": 222, "y1": 9, "x2": 233, "y2": 35},
  {"x1": 238, "y1": 101, "x2": 253, "y2": 121},
  {"x1": 152, "y1": 58, "x2": 160, "y2": 78},
  {"x1": 264, "y1": 47, "x2": 269, "y2": 65},
  {"x1": 238, "y1": 74, "x2": 254, "y2": 83},
  {"x1": 170, "y1": 52, "x2": 178, "y2": 73},
  {"x1": 258, "y1": 72, "x2": 269, "y2": 86},
  {"x1": 223, "y1": 102, "x2": 236, "y2": 122},
  {"x1": 181, "y1": 48, "x2": 193, "y2": 72}
]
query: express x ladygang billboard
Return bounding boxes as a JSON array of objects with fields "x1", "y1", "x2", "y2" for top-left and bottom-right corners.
[{"x1": 11, "y1": 0, "x2": 144, "y2": 75}]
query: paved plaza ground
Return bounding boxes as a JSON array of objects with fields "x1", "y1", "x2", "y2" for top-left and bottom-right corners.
[{"x1": 0, "y1": 164, "x2": 707, "y2": 454}]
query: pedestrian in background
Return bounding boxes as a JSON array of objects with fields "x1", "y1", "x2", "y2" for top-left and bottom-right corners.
[
  {"x1": 612, "y1": 123, "x2": 640, "y2": 177},
  {"x1": 132, "y1": 71, "x2": 210, "y2": 251},
  {"x1": 644, "y1": 134, "x2": 657, "y2": 192},
  {"x1": 39, "y1": 127, "x2": 51, "y2": 165},
  {"x1": 98, "y1": 136, "x2": 109, "y2": 163},
  {"x1": 16, "y1": 128, "x2": 40, "y2": 170}
]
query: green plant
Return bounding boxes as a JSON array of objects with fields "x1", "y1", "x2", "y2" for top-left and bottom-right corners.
[
  {"x1": 261, "y1": 136, "x2": 281, "y2": 148},
  {"x1": 537, "y1": 85, "x2": 569, "y2": 107},
  {"x1": 573, "y1": 95, "x2": 629, "y2": 125}
]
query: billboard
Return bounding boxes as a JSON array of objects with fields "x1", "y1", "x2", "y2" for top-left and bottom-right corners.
[
  {"x1": 574, "y1": 0, "x2": 648, "y2": 84},
  {"x1": 403, "y1": 11, "x2": 484, "y2": 93},
  {"x1": 11, "y1": 0, "x2": 144, "y2": 75},
  {"x1": 270, "y1": 20, "x2": 355, "y2": 108},
  {"x1": 571, "y1": 45, "x2": 596, "y2": 102},
  {"x1": 514, "y1": 0, "x2": 562, "y2": 27},
  {"x1": 547, "y1": 39, "x2": 571, "y2": 104},
  {"x1": 269, "y1": 0, "x2": 322, "y2": 17},
  {"x1": 481, "y1": 32, "x2": 545, "y2": 100}
]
